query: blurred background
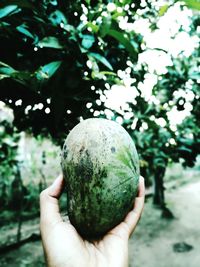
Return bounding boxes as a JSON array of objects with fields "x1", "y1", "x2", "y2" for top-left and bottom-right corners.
[{"x1": 0, "y1": 0, "x2": 199, "y2": 266}]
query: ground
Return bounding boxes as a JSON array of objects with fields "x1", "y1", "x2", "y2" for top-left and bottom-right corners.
[
  {"x1": 0, "y1": 171, "x2": 199, "y2": 267},
  {"x1": 130, "y1": 178, "x2": 200, "y2": 267}
]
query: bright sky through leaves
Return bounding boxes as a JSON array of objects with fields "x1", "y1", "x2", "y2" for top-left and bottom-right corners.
[{"x1": 104, "y1": 2, "x2": 199, "y2": 128}]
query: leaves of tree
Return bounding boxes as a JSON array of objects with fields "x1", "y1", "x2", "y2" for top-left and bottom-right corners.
[
  {"x1": 88, "y1": 53, "x2": 113, "y2": 70},
  {"x1": 37, "y1": 37, "x2": 63, "y2": 49},
  {"x1": 0, "y1": 5, "x2": 18, "y2": 18},
  {"x1": 108, "y1": 29, "x2": 138, "y2": 59}
]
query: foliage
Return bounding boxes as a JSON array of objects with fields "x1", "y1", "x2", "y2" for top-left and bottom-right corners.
[
  {"x1": 0, "y1": 118, "x2": 41, "y2": 212},
  {"x1": 0, "y1": 118, "x2": 20, "y2": 208},
  {"x1": 153, "y1": 49, "x2": 200, "y2": 168},
  {"x1": 0, "y1": 0, "x2": 200, "y2": 207},
  {"x1": 0, "y1": 0, "x2": 147, "y2": 140},
  {"x1": 0, "y1": 119, "x2": 19, "y2": 176}
]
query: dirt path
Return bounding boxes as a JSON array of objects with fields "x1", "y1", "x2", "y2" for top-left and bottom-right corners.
[
  {"x1": 129, "y1": 179, "x2": 200, "y2": 267},
  {"x1": 0, "y1": 178, "x2": 200, "y2": 267}
]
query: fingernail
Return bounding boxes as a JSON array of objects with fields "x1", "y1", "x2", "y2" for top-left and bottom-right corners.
[{"x1": 49, "y1": 175, "x2": 62, "y2": 194}]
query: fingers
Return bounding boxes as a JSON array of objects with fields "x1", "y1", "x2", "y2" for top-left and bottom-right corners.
[
  {"x1": 48, "y1": 174, "x2": 65, "y2": 198},
  {"x1": 40, "y1": 175, "x2": 65, "y2": 233},
  {"x1": 109, "y1": 176, "x2": 145, "y2": 239},
  {"x1": 123, "y1": 176, "x2": 145, "y2": 236},
  {"x1": 137, "y1": 175, "x2": 145, "y2": 198}
]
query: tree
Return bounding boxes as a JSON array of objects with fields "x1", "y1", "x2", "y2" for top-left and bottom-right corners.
[
  {"x1": 0, "y1": 0, "x2": 146, "y2": 140},
  {"x1": 0, "y1": 0, "x2": 199, "y2": 210},
  {"x1": 0, "y1": 114, "x2": 20, "y2": 209}
]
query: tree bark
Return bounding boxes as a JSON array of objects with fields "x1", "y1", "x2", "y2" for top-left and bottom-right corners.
[{"x1": 153, "y1": 166, "x2": 166, "y2": 207}]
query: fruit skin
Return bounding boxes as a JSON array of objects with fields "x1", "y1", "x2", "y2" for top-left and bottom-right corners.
[{"x1": 61, "y1": 118, "x2": 139, "y2": 239}]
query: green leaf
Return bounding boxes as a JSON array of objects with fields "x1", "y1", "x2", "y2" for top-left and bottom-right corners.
[
  {"x1": 81, "y1": 35, "x2": 95, "y2": 49},
  {"x1": 87, "y1": 22, "x2": 99, "y2": 33},
  {"x1": 112, "y1": 11, "x2": 126, "y2": 19},
  {"x1": 178, "y1": 147, "x2": 192, "y2": 153},
  {"x1": 0, "y1": 62, "x2": 31, "y2": 85},
  {"x1": 98, "y1": 71, "x2": 117, "y2": 76},
  {"x1": 84, "y1": 0, "x2": 91, "y2": 5},
  {"x1": 0, "y1": 5, "x2": 18, "y2": 19},
  {"x1": 107, "y1": 29, "x2": 138, "y2": 59},
  {"x1": 49, "y1": 10, "x2": 67, "y2": 26},
  {"x1": 36, "y1": 61, "x2": 62, "y2": 80},
  {"x1": 16, "y1": 25, "x2": 34, "y2": 39},
  {"x1": 0, "y1": 74, "x2": 10, "y2": 80},
  {"x1": 120, "y1": 0, "x2": 132, "y2": 4},
  {"x1": 189, "y1": 71, "x2": 200, "y2": 80},
  {"x1": 99, "y1": 15, "x2": 112, "y2": 37},
  {"x1": 12, "y1": 71, "x2": 30, "y2": 81},
  {"x1": 159, "y1": 4, "x2": 169, "y2": 16},
  {"x1": 0, "y1": 61, "x2": 16, "y2": 75},
  {"x1": 0, "y1": 67, "x2": 15, "y2": 75},
  {"x1": 37, "y1": 37, "x2": 63, "y2": 49},
  {"x1": 179, "y1": 138, "x2": 193, "y2": 146},
  {"x1": 181, "y1": 0, "x2": 200, "y2": 10},
  {"x1": 88, "y1": 53, "x2": 113, "y2": 70}
]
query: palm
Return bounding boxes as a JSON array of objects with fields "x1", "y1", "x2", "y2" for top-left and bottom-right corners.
[
  {"x1": 40, "y1": 175, "x2": 144, "y2": 267},
  {"x1": 49, "y1": 221, "x2": 128, "y2": 267}
]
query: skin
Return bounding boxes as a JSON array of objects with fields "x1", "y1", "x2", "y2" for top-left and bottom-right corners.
[{"x1": 40, "y1": 175, "x2": 145, "y2": 267}]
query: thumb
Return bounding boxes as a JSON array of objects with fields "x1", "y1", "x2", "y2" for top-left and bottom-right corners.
[{"x1": 40, "y1": 175, "x2": 64, "y2": 233}]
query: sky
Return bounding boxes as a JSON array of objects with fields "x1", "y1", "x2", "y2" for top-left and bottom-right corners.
[{"x1": 103, "y1": 2, "x2": 199, "y2": 128}]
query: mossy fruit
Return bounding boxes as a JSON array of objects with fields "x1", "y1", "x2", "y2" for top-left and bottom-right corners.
[{"x1": 61, "y1": 118, "x2": 139, "y2": 239}]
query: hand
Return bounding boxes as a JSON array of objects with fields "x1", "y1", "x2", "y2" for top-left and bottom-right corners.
[{"x1": 40, "y1": 175, "x2": 145, "y2": 267}]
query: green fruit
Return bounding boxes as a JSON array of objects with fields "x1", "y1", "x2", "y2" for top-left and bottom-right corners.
[{"x1": 61, "y1": 118, "x2": 139, "y2": 239}]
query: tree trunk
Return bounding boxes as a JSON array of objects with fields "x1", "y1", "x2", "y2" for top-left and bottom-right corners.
[
  {"x1": 153, "y1": 166, "x2": 174, "y2": 219},
  {"x1": 153, "y1": 166, "x2": 166, "y2": 207},
  {"x1": 0, "y1": 182, "x2": 7, "y2": 209},
  {"x1": 16, "y1": 204, "x2": 23, "y2": 242}
]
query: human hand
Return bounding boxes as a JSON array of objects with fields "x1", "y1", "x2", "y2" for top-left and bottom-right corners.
[{"x1": 40, "y1": 175, "x2": 145, "y2": 267}]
